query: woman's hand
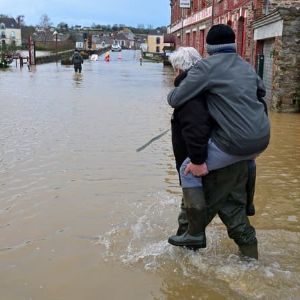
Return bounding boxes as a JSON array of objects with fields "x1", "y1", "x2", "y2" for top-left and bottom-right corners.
[
  {"x1": 175, "y1": 68, "x2": 183, "y2": 77},
  {"x1": 184, "y1": 162, "x2": 209, "y2": 177}
]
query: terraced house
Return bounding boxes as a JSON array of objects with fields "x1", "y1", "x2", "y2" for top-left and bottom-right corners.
[
  {"x1": 0, "y1": 17, "x2": 22, "y2": 47},
  {"x1": 169, "y1": 0, "x2": 300, "y2": 112}
]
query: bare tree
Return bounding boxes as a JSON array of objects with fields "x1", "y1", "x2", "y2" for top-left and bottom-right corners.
[
  {"x1": 39, "y1": 14, "x2": 52, "y2": 31},
  {"x1": 39, "y1": 14, "x2": 52, "y2": 45}
]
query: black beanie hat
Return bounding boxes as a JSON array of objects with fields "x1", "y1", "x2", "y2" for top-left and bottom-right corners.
[{"x1": 206, "y1": 24, "x2": 235, "y2": 45}]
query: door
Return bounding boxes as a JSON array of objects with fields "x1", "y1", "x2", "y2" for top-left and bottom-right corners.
[{"x1": 262, "y1": 38, "x2": 275, "y2": 103}]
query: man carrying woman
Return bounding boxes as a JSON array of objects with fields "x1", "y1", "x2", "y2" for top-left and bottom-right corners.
[{"x1": 167, "y1": 24, "x2": 270, "y2": 259}]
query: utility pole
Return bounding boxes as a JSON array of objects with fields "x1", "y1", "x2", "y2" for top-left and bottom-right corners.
[
  {"x1": 181, "y1": 7, "x2": 184, "y2": 46},
  {"x1": 211, "y1": 0, "x2": 215, "y2": 26},
  {"x1": 179, "y1": 0, "x2": 191, "y2": 46},
  {"x1": 53, "y1": 31, "x2": 58, "y2": 62}
]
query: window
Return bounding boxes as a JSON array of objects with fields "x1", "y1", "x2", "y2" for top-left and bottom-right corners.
[
  {"x1": 0, "y1": 23, "x2": 5, "y2": 30},
  {"x1": 194, "y1": 0, "x2": 199, "y2": 12},
  {"x1": 177, "y1": 35, "x2": 181, "y2": 47},
  {"x1": 237, "y1": 17, "x2": 245, "y2": 57},
  {"x1": 11, "y1": 31, "x2": 16, "y2": 39},
  {"x1": 199, "y1": 30, "x2": 205, "y2": 56},
  {"x1": 156, "y1": 37, "x2": 160, "y2": 44},
  {"x1": 192, "y1": 31, "x2": 196, "y2": 48},
  {"x1": 186, "y1": 32, "x2": 190, "y2": 46},
  {"x1": 156, "y1": 46, "x2": 160, "y2": 53},
  {"x1": 1, "y1": 31, "x2": 5, "y2": 39}
]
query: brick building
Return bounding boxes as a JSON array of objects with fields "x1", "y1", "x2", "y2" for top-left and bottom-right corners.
[
  {"x1": 169, "y1": 0, "x2": 257, "y2": 62},
  {"x1": 169, "y1": 0, "x2": 300, "y2": 112}
]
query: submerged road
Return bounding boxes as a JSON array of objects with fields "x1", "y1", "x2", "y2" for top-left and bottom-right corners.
[{"x1": 0, "y1": 50, "x2": 300, "y2": 299}]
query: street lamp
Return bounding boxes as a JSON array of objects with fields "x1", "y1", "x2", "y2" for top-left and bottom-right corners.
[{"x1": 53, "y1": 30, "x2": 58, "y2": 62}]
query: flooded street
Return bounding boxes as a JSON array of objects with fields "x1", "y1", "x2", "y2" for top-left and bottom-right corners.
[{"x1": 0, "y1": 50, "x2": 300, "y2": 299}]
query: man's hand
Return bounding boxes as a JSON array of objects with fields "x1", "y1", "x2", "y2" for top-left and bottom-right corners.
[{"x1": 184, "y1": 162, "x2": 209, "y2": 177}]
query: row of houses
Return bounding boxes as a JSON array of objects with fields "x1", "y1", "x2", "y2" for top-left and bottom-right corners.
[
  {"x1": 0, "y1": 16, "x2": 170, "y2": 55},
  {"x1": 74, "y1": 29, "x2": 172, "y2": 53},
  {"x1": 169, "y1": 0, "x2": 300, "y2": 112},
  {"x1": 0, "y1": 18, "x2": 154, "y2": 52},
  {"x1": 75, "y1": 30, "x2": 142, "y2": 51}
]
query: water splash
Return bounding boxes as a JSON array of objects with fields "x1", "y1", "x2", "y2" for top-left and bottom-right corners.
[{"x1": 96, "y1": 190, "x2": 300, "y2": 299}]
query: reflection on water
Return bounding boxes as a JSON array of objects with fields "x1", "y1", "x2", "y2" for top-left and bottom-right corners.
[
  {"x1": 72, "y1": 73, "x2": 83, "y2": 87},
  {"x1": 0, "y1": 50, "x2": 299, "y2": 299}
]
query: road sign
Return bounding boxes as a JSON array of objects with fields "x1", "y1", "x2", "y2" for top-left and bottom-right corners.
[{"x1": 180, "y1": 0, "x2": 191, "y2": 8}]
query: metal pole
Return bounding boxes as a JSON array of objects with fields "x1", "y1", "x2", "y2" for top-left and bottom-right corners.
[
  {"x1": 55, "y1": 34, "x2": 58, "y2": 62},
  {"x1": 211, "y1": 0, "x2": 215, "y2": 26},
  {"x1": 28, "y1": 36, "x2": 31, "y2": 65},
  {"x1": 181, "y1": 7, "x2": 183, "y2": 46}
]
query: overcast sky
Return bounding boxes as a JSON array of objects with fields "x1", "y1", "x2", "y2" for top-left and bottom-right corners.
[{"x1": 1, "y1": 0, "x2": 170, "y2": 27}]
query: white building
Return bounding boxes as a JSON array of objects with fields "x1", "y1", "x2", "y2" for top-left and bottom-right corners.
[{"x1": 0, "y1": 18, "x2": 22, "y2": 47}]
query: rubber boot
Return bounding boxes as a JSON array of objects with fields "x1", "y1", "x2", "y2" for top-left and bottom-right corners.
[
  {"x1": 168, "y1": 187, "x2": 207, "y2": 250},
  {"x1": 176, "y1": 198, "x2": 188, "y2": 236},
  {"x1": 246, "y1": 160, "x2": 256, "y2": 216},
  {"x1": 239, "y1": 243, "x2": 258, "y2": 260}
]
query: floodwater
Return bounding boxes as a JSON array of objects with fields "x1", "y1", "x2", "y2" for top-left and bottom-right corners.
[{"x1": 0, "y1": 50, "x2": 299, "y2": 300}]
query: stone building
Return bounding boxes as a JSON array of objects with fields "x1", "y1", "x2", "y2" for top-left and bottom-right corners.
[
  {"x1": 253, "y1": 5, "x2": 300, "y2": 112},
  {"x1": 169, "y1": 0, "x2": 300, "y2": 112}
]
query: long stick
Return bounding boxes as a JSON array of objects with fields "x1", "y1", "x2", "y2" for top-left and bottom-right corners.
[{"x1": 136, "y1": 129, "x2": 170, "y2": 152}]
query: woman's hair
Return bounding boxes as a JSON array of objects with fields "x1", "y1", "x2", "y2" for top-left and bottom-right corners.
[{"x1": 168, "y1": 47, "x2": 202, "y2": 71}]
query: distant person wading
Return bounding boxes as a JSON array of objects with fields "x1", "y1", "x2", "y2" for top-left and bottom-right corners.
[{"x1": 71, "y1": 49, "x2": 84, "y2": 73}]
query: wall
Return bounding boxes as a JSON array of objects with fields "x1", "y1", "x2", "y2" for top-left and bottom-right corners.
[
  {"x1": 272, "y1": 8, "x2": 300, "y2": 112},
  {"x1": 268, "y1": 0, "x2": 300, "y2": 11}
]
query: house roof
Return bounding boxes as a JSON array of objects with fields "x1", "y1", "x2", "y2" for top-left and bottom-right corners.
[
  {"x1": 100, "y1": 36, "x2": 113, "y2": 44},
  {"x1": 116, "y1": 32, "x2": 135, "y2": 41},
  {"x1": 74, "y1": 33, "x2": 84, "y2": 42},
  {"x1": 33, "y1": 31, "x2": 70, "y2": 42},
  {"x1": 0, "y1": 17, "x2": 20, "y2": 29}
]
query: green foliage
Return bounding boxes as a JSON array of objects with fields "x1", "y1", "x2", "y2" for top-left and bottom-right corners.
[
  {"x1": 0, "y1": 56, "x2": 9, "y2": 68},
  {"x1": 57, "y1": 22, "x2": 69, "y2": 32}
]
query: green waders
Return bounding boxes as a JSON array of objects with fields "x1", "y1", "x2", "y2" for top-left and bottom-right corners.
[
  {"x1": 203, "y1": 161, "x2": 258, "y2": 259},
  {"x1": 168, "y1": 187, "x2": 207, "y2": 250},
  {"x1": 176, "y1": 198, "x2": 188, "y2": 236},
  {"x1": 246, "y1": 160, "x2": 256, "y2": 216},
  {"x1": 170, "y1": 161, "x2": 258, "y2": 259}
]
